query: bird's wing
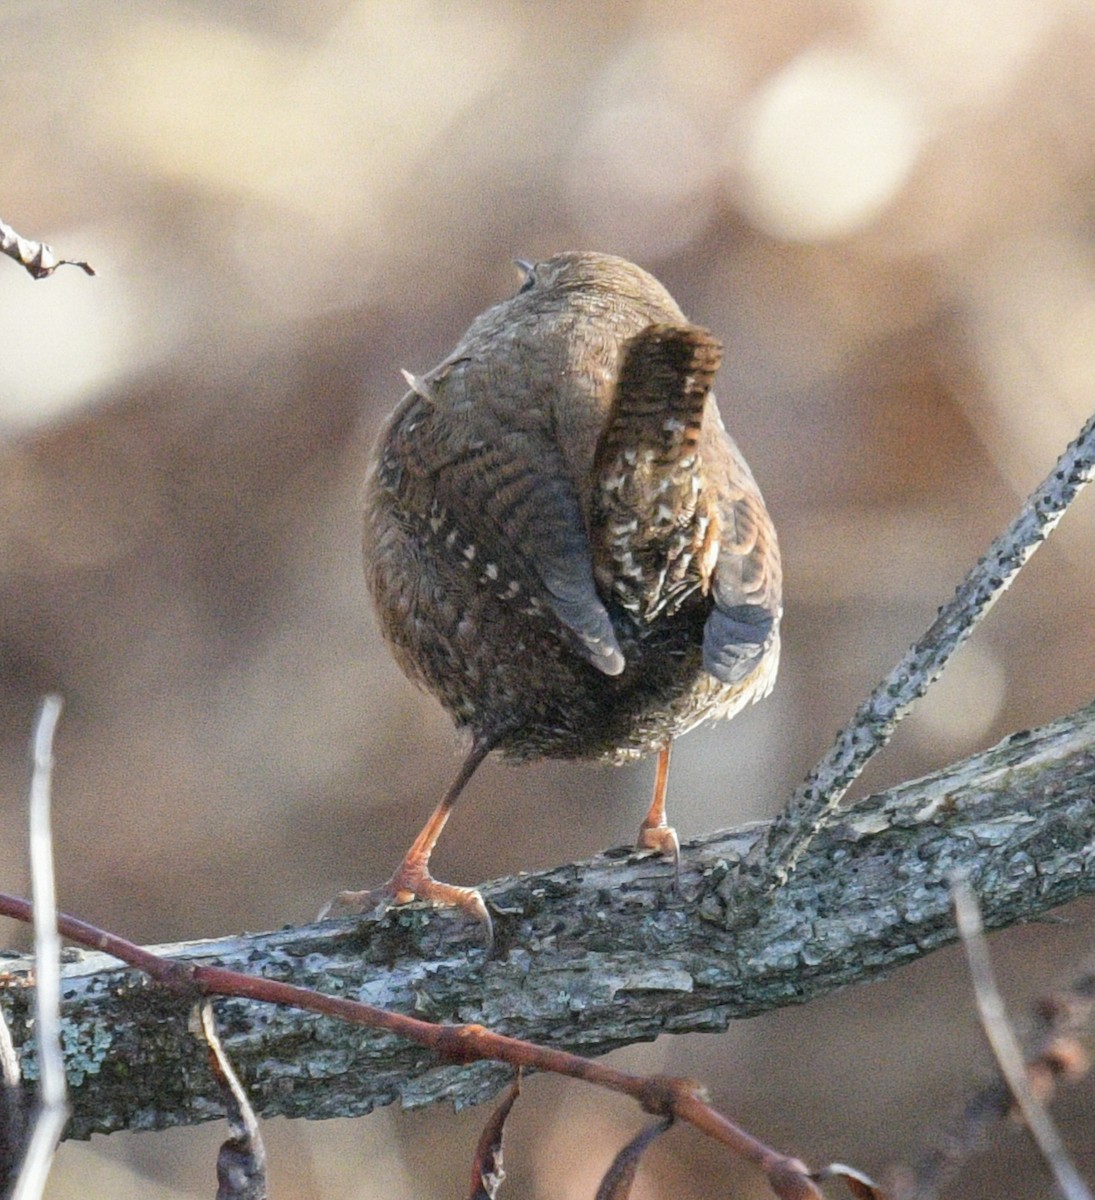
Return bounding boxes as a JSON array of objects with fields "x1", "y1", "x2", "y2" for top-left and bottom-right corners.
[
  {"x1": 381, "y1": 375, "x2": 625, "y2": 676},
  {"x1": 701, "y1": 436, "x2": 782, "y2": 684}
]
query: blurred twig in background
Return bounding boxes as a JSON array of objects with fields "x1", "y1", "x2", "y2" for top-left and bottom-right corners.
[
  {"x1": 951, "y1": 879, "x2": 1092, "y2": 1200},
  {"x1": 0, "y1": 219, "x2": 93, "y2": 281}
]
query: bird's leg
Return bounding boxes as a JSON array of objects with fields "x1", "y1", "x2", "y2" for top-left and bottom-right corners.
[
  {"x1": 325, "y1": 735, "x2": 497, "y2": 946},
  {"x1": 636, "y1": 741, "x2": 680, "y2": 878}
]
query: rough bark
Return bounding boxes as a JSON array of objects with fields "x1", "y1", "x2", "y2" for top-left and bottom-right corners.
[
  {"x1": 754, "y1": 405, "x2": 1095, "y2": 888},
  {"x1": 1, "y1": 702, "x2": 1093, "y2": 1139}
]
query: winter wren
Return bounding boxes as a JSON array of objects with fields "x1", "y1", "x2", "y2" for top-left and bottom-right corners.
[{"x1": 347, "y1": 252, "x2": 781, "y2": 942}]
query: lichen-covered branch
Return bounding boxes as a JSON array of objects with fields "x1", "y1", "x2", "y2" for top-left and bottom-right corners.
[
  {"x1": 1, "y1": 702, "x2": 1093, "y2": 1140},
  {"x1": 750, "y1": 407, "x2": 1095, "y2": 893}
]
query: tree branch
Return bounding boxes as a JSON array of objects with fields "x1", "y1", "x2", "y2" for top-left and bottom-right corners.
[
  {"x1": 749, "y1": 406, "x2": 1095, "y2": 893},
  {"x1": 1, "y1": 701, "x2": 1092, "y2": 1140}
]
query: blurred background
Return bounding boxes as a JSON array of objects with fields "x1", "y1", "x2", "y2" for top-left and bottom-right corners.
[{"x1": 1, "y1": 1, "x2": 1093, "y2": 1196}]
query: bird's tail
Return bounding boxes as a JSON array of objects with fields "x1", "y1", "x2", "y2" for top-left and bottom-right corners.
[{"x1": 591, "y1": 323, "x2": 722, "y2": 623}]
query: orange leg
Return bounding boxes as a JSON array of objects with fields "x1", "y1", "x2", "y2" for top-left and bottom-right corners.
[
  {"x1": 636, "y1": 741, "x2": 680, "y2": 878},
  {"x1": 324, "y1": 736, "x2": 496, "y2": 947}
]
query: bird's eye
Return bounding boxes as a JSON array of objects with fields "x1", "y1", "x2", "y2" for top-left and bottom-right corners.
[{"x1": 514, "y1": 258, "x2": 536, "y2": 293}]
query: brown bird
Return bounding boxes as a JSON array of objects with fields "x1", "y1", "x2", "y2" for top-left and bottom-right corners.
[{"x1": 345, "y1": 252, "x2": 781, "y2": 942}]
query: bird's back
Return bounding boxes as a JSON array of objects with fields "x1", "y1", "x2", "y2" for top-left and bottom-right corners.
[{"x1": 364, "y1": 252, "x2": 781, "y2": 764}]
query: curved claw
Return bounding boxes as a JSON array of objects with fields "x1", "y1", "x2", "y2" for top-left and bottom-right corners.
[
  {"x1": 636, "y1": 821, "x2": 681, "y2": 890},
  {"x1": 320, "y1": 737, "x2": 498, "y2": 949},
  {"x1": 319, "y1": 873, "x2": 494, "y2": 951}
]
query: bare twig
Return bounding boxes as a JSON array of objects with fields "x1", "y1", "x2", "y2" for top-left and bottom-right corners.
[
  {"x1": 0, "y1": 1007, "x2": 19, "y2": 1092},
  {"x1": 749, "y1": 407, "x2": 1095, "y2": 894},
  {"x1": 467, "y1": 1074, "x2": 520, "y2": 1200},
  {"x1": 952, "y1": 878, "x2": 1093, "y2": 1200},
  {"x1": 0, "y1": 219, "x2": 94, "y2": 280},
  {"x1": 195, "y1": 1002, "x2": 267, "y2": 1200},
  {"x1": 12, "y1": 696, "x2": 68, "y2": 1200},
  {"x1": 0, "y1": 1003, "x2": 31, "y2": 1194},
  {"x1": 895, "y1": 968, "x2": 1095, "y2": 1199},
  {"x1": 593, "y1": 1117, "x2": 672, "y2": 1200},
  {"x1": 0, "y1": 897, "x2": 837, "y2": 1199},
  {"x1": 813, "y1": 1163, "x2": 887, "y2": 1200},
  {"x1": 0, "y1": 700, "x2": 1091, "y2": 1135}
]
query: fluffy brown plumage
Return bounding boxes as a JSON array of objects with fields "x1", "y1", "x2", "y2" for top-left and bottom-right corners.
[{"x1": 347, "y1": 252, "x2": 781, "y2": 942}]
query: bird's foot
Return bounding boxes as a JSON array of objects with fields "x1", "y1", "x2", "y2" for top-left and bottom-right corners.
[
  {"x1": 320, "y1": 863, "x2": 493, "y2": 949},
  {"x1": 636, "y1": 820, "x2": 681, "y2": 887}
]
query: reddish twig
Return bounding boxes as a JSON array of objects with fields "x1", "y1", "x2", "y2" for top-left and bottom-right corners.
[
  {"x1": 467, "y1": 1074, "x2": 519, "y2": 1200},
  {"x1": 0, "y1": 892, "x2": 881, "y2": 1199},
  {"x1": 593, "y1": 1116, "x2": 672, "y2": 1200}
]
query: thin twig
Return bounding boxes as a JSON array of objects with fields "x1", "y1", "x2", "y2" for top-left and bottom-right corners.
[
  {"x1": 0, "y1": 700, "x2": 1091, "y2": 1135},
  {"x1": 0, "y1": 219, "x2": 94, "y2": 280},
  {"x1": 196, "y1": 1002, "x2": 267, "y2": 1200},
  {"x1": 0, "y1": 894, "x2": 832, "y2": 1199},
  {"x1": 0, "y1": 1006, "x2": 19, "y2": 1092},
  {"x1": 750, "y1": 407, "x2": 1095, "y2": 892},
  {"x1": 895, "y1": 968, "x2": 1095, "y2": 1199},
  {"x1": 952, "y1": 878, "x2": 1093, "y2": 1200},
  {"x1": 12, "y1": 696, "x2": 68, "y2": 1200},
  {"x1": 467, "y1": 1074, "x2": 520, "y2": 1200}
]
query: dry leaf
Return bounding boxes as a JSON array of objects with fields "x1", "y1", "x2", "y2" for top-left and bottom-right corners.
[
  {"x1": 594, "y1": 1117, "x2": 672, "y2": 1200},
  {"x1": 467, "y1": 1074, "x2": 521, "y2": 1200},
  {"x1": 812, "y1": 1161, "x2": 888, "y2": 1199}
]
